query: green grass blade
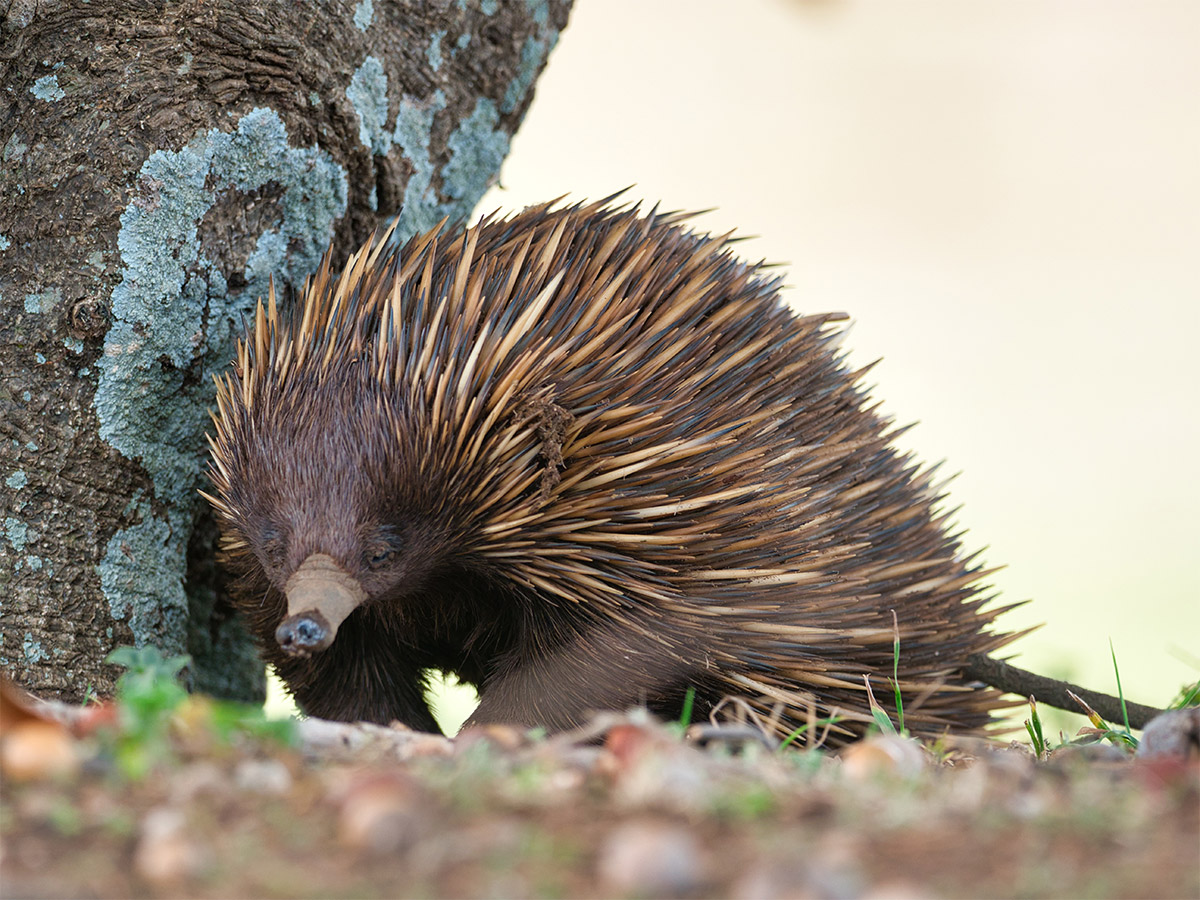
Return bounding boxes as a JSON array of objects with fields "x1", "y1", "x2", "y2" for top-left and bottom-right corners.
[
  {"x1": 891, "y1": 613, "x2": 904, "y2": 734},
  {"x1": 1024, "y1": 720, "x2": 1043, "y2": 757},
  {"x1": 1025, "y1": 696, "x2": 1046, "y2": 757},
  {"x1": 678, "y1": 686, "x2": 696, "y2": 728},
  {"x1": 1109, "y1": 640, "x2": 1132, "y2": 734}
]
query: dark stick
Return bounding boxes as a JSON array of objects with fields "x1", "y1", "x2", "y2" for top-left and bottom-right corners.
[{"x1": 965, "y1": 654, "x2": 1165, "y2": 731}]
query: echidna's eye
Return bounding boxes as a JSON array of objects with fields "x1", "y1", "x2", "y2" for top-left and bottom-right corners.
[{"x1": 367, "y1": 544, "x2": 397, "y2": 569}]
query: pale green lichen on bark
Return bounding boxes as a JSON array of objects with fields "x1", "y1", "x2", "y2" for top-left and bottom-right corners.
[
  {"x1": 99, "y1": 496, "x2": 188, "y2": 656},
  {"x1": 22, "y1": 634, "x2": 47, "y2": 663},
  {"x1": 503, "y1": 33, "x2": 557, "y2": 114},
  {"x1": 391, "y1": 90, "x2": 450, "y2": 238},
  {"x1": 524, "y1": 0, "x2": 551, "y2": 27},
  {"x1": 345, "y1": 77, "x2": 511, "y2": 241},
  {"x1": 441, "y1": 98, "x2": 509, "y2": 204},
  {"x1": 346, "y1": 57, "x2": 391, "y2": 155},
  {"x1": 30, "y1": 73, "x2": 65, "y2": 101},
  {"x1": 427, "y1": 32, "x2": 445, "y2": 70},
  {"x1": 337, "y1": 5, "x2": 561, "y2": 242},
  {"x1": 0, "y1": 493, "x2": 35, "y2": 625},
  {"x1": 3, "y1": 132, "x2": 28, "y2": 162},
  {"x1": 24, "y1": 289, "x2": 59, "y2": 314},
  {"x1": 3, "y1": 517, "x2": 29, "y2": 553},
  {"x1": 353, "y1": 0, "x2": 373, "y2": 31}
]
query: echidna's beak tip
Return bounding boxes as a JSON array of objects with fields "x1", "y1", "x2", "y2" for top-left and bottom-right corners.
[{"x1": 275, "y1": 611, "x2": 334, "y2": 657}]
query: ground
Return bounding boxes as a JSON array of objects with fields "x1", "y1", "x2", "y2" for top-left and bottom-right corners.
[{"x1": 1, "y1": 666, "x2": 1198, "y2": 899}]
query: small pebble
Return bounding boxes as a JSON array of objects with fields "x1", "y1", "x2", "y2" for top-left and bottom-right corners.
[
  {"x1": 603, "y1": 722, "x2": 713, "y2": 811},
  {"x1": 596, "y1": 821, "x2": 705, "y2": 897},
  {"x1": 1137, "y1": 707, "x2": 1200, "y2": 759},
  {"x1": 839, "y1": 735, "x2": 927, "y2": 780},
  {"x1": 335, "y1": 772, "x2": 422, "y2": 854},
  {"x1": 0, "y1": 721, "x2": 79, "y2": 781},
  {"x1": 455, "y1": 723, "x2": 527, "y2": 752},
  {"x1": 399, "y1": 733, "x2": 455, "y2": 759},
  {"x1": 167, "y1": 761, "x2": 225, "y2": 804},
  {"x1": 134, "y1": 806, "x2": 205, "y2": 887},
  {"x1": 235, "y1": 758, "x2": 293, "y2": 794}
]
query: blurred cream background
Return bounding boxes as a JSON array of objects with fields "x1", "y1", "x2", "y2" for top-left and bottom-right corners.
[{"x1": 472, "y1": 0, "x2": 1199, "y2": 721}]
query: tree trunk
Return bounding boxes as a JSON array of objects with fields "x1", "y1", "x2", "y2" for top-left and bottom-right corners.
[{"x1": 0, "y1": 0, "x2": 571, "y2": 702}]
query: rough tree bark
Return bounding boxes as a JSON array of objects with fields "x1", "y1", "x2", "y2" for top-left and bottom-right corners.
[{"x1": 0, "y1": 0, "x2": 572, "y2": 702}]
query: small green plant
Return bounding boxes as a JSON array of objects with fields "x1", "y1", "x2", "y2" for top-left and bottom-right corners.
[
  {"x1": 104, "y1": 645, "x2": 191, "y2": 778},
  {"x1": 1026, "y1": 644, "x2": 1148, "y2": 757},
  {"x1": 864, "y1": 676, "x2": 900, "y2": 736},
  {"x1": 103, "y1": 645, "x2": 295, "y2": 778},
  {"x1": 1168, "y1": 679, "x2": 1199, "y2": 709},
  {"x1": 862, "y1": 612, "x2": 906, "y2": 737},
  {"x1": 1025, "y1": 695, "x2": 1048, "y2": 758},
  {"x1": 890, "y1": 610, "x2": 905, "y2": 734},
  {"x1": 107, "y1": 645, "x2": 190, "y2": 724},
  {"x1": 107, "y1": 643, "x2": 189, "y2": 715},
  {"x1": 1060, "y1": 643, "x2": 1139, "y2": 753}
]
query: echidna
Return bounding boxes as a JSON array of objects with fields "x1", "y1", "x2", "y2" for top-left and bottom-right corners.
[{"x1": 204, "y1": 198, "x2": 1022, "y2": 745}]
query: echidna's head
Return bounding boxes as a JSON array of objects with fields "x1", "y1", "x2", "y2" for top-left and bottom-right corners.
[
  {"x1": 199, "y1": 216, "x2": 528, "y2": 659},
  {"x1": 208, "y1": 357, "x2": 461, "y2": 657}
]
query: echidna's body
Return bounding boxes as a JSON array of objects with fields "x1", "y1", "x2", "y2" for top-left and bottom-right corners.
[{"x1": 207, "y1": 199, "x2": 1017, "y2": 744}]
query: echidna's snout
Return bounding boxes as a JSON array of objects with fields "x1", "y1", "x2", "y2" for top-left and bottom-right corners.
[
  {"x1": 277, "y1": 553, "x2": 367, "y2": 658},
  {"x1": 275, "y1": 611, "x2": 333, "y2": 657}
]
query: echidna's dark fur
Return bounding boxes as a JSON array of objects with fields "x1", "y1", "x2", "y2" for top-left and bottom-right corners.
[{"x1": 206, "y1": 199, "x2": 1020, "y2": 745}]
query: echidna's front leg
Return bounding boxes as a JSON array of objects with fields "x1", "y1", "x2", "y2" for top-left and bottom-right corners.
[{"x1": 465, "y1": 614, "x2": 700, "y2": 731}]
